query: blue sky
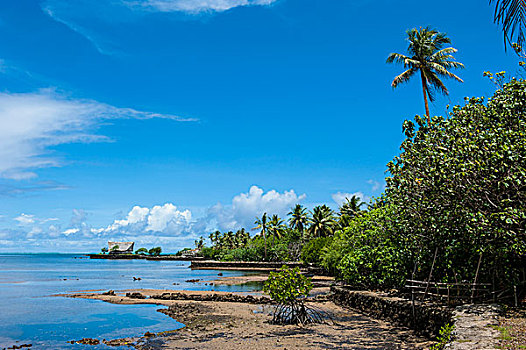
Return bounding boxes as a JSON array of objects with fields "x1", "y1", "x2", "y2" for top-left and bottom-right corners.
[{"x1": 0, "y1": 0, "x2": 519, "y2": 252}]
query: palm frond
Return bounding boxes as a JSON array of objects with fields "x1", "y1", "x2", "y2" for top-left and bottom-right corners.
[
  {"x1": 491, "y1": 0, "x2": 526, "y2": 47},
  {"x1": 427, "y1": 62, "x2": 464, "y2": 82},
  {"x1": 430, "y1": 47, "x2": 458, "y2": 60},
  {"x1": 425, "y1": 70, "x2": 449, "y2": 96},
  {"x1": 391, "y1": 68, "x2": 417, "y2": 88},
  {"x1": 386, "y1": 52, "x2": 409, "y2": 65}
]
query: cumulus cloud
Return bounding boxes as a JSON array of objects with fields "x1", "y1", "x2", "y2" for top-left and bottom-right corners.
[
  {"x1": 0, "y1": 89, "x2": 194, "y2": 180},
  {"x1": 331, "y1": 191, "x2": 369, "y2": 207},
  {"x1": 100, "y1": 203, "x2": 193, "y2": 237},
  {"x1": 198, "y1": 186, "x2": 306, "y2": 232},
  {"x1": 125, "y1": 0, "x2": 279, "y2": 13}
]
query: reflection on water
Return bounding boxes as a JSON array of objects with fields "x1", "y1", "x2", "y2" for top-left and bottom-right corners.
[{"x1": 0, "y1": 254, "x2": 259, "y2": 349}]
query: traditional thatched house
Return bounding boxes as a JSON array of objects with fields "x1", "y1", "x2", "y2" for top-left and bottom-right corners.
[{"x1": 108, "y1": 241, "x2": 134, "y2": 254}]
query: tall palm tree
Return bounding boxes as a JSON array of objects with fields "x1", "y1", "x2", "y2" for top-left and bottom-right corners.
[
  {"x1": 225, "y1": 231, "x2": 235, "y2": 249},
  {"x1": 235, "y1": 228, "x2": 250, "y2": 246},
  {"x1": 491, "y1": 0, "x2": 526, "y2": 48},
  {"x1": 253, "y1": 213, "x2": 268, "y2": 260},
  {"x1": 308, "y1": 205, "x2": 336, "y2": 238},
  {"x1": 267, "y1": 214, "x2": 286, "y2": 239},
  {"x1": 339, "y1": 196, "x2": 365, "y2": 218},
  {"x1": 210, "y1": 230, "x2": 221, "y2": 249},
  {"x1": 387, "y1": 27, "x2": 464, "y2": 123},
  {"x1": 288, "y1": 204, "x2": 309, "y2": 237}
]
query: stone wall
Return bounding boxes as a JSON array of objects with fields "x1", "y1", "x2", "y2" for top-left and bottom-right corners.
[
  {"x1": 189, "y1": 260, "x2": 305, "y2": 270},
  {"x1": 331, "y1": 286, "x2": 453, "y2": 337}
]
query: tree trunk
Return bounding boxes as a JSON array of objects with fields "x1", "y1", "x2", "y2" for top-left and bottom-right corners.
[
  {"x1": 263, "y1": 231, "x2": 268, "y2": 261},
  {"x1": 420, "y1": 70, "x2": 430, "y2": 123}
]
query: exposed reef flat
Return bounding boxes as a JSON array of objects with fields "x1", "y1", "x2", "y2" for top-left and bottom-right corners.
[{"x1": 59, "y1": 288, "x2": 433, "y2": 349}]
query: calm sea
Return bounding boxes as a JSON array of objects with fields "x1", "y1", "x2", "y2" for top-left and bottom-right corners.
[{"x1": 0, "y1": 254, "x2": 256, "y2": 349}]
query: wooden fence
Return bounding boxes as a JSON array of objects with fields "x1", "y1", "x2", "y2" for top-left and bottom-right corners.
[{"x1": 404, "y1": 279, "x2": 513, "y2": 305}]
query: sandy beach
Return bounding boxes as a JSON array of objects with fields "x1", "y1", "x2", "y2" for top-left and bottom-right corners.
[{"x1": 61, "y1": 274, "x2": 434, "y2": 349}]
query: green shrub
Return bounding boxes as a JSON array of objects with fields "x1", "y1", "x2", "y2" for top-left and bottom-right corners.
[
  {"x1": 263, "y1": 266, "x2": 318, "y2": 324},
  {"x1": 200, "y1": 247, "x2": 217, "y2": 259},
  {"x1": 301, "y1": 237, "x2": 332, "y2": 265},
  {"x1": 430, "y1": 323, "x2": 455, "y2": 350}
]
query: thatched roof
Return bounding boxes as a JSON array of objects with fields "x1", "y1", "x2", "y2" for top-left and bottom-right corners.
[{"x1": 108, "y1": 241, "x2": 134, "y2": 252}]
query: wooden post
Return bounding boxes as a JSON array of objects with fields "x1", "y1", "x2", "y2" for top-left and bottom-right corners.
[
  {"x1": 423, "y1": 247, "x2": 439, "y2": 300},
  {"x1": 471, "y1": 252, "x2": 483, "y2": 304}
]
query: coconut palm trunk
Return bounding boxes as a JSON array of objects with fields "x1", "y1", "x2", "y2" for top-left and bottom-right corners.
[{"x1": 420, "y1": 70, "x2": 430, "y2": 121}]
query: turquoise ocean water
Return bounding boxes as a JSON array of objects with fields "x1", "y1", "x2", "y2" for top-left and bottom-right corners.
[{"x1": 0, "y1": 254, "x2": 255, "y2": 349}]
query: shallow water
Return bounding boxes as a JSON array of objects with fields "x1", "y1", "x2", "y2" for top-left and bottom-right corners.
[{"x1": 0, "y1": 254, "x2": 257, "y2": 349}]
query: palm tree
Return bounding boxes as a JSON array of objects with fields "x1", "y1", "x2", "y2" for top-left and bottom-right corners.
[
  {"x1": 308, "y1": 205, "x2": 336, "y2": 238},
  {"x1": 194, "y1": 236, "x2": 205, "y2": 250},
  {"x1": 235, "y1": 228, "x2": 250, "y2": 247},
  {"x1": 387, "y1": 27, "x2": 464, "y2": 123},
  {"x1": 225, "y1": 231, "x2": 235, "y2": 249},
  {"x1": 339, "y1": 196, "x2": 365, "y2": 218},
  {"x1": 288, "y1": 204, "x2": 309, "y2": 237},
  {"x1": 210, "y1": 230, "x2": 221, "y2": 249},
  {"x1": 253, "y1": 213, "x2": 268, "y2": 260},
  {"x1": 491, "y1": 0, "x2": 526, "y2": 48},
  {"x1": 267, "y1": 214, "x2": 286, "y2": 239}
]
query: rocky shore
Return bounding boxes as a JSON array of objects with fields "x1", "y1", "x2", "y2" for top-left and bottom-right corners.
[{"x1": 61, "y1": 284, "x2": 433, "y2": 349}]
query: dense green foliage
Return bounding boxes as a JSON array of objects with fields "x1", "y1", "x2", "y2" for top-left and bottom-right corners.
[
  {"x1": 322, "y1": 206, "x2": 410, "y2": 288},
  {"x1": 148, "y1": 247, "x2": 162, "y2": 256},
  {"x1": 301, "y1": 237, "x2": 332, "y2": 265},
  {"x1": 385, "y1": 78, "x2": 526, "y2": 288},
  {"x1": 208, "y1": 230, "x2": 301, "y2": 262}
]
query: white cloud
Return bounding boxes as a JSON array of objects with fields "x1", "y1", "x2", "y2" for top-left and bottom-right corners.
[
  {"x1": 13, "y1": 213, "x2": 58, "y2": 225},
  {"x1": 331, "y1": 191, "x2": 369, "y2": 207},
  {"x1": 201, "y1": 185, "x2": 306, "y2": 232},
  {"x1": 100, "y1": 203, "x2": 193, "y2": 236},
  {"x1": 0, "y1": 89, "x2": 194, "y2": 180},
  {"x1": 14, "y1": 213, "x2": 36, "y2": 225},
  {"x1": 62, "y1": 228, "x2": 80, "y2": 236},
  {"x1": 125, "y1": 0, "x2": 279, "y2": 13},
  {"x1": 147, "y1": 203, "x2": 192, "y2": 232}
]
